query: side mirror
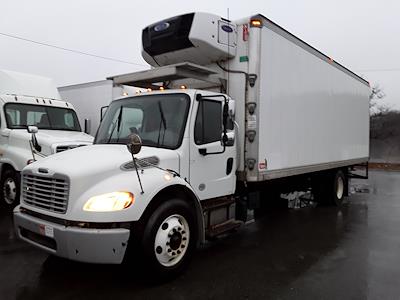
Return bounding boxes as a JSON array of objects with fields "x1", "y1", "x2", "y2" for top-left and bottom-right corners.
[
  {"x1": 84, "y1": 119, "x2": 91, "y2": 134},
  {"x1": 27, "y1": 126, "x2": 41, "y2": 152},
  {"x1": 228, "y1": 99, "x2": 235, "y2": 118},
  {"x1": 221, "y1": 131, "x2": 235, "y2": 147},
  {"x1": 27, "y1": 126, "x2": 38, "y2": 134},
  {"x1": 127, "y1": 134, "x2": 142, "y2": 155}
]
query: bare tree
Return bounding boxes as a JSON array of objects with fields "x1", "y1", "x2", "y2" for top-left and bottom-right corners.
[{"x1": 369, "y1": 84, "x2": 391, "y2": 116}]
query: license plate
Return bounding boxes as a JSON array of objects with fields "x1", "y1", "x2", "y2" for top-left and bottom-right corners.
[{"x1": 39, "y1": 224, "x2": 54, "y2": 238}]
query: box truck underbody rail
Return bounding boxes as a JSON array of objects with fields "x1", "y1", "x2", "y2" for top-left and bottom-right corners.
[{"x1": 107, "y1": 62, "x2": 226, "y2": 89}]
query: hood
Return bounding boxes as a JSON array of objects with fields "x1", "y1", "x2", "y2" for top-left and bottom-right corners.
[
  {"x1": 21, "y1": 144, "x2": 184, "y2": 222},
  {"x1": 24, "y1": 144, "x2": 180, "y2": 179},
  {"x1": 10, "y1": 129, "x2": 94, "y2": 155}
]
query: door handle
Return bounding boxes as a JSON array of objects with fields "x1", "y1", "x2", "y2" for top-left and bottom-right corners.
[{"x1": 199, "y1": 148, "x2": 207, "y2": 156}]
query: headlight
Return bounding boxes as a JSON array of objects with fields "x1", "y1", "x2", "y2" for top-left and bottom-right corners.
[{"x1": 83, "y1": 192, "x2": 134, "y2": 212}]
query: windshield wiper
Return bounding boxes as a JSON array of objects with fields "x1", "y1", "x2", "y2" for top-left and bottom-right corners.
[
  {"x1": 116, "y1": 106, "x2": 124, "y2": 143},
  {"x1": 107, "y1": 106, "x2": 123, "y2": 144},
  {"x1": 156, "y1": 101, "x2": 167, "y2": 148}
]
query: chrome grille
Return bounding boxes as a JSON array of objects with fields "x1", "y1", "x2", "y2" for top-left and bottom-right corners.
[
  {"x1": 22, "y1": 173, "x2": 69, "y2": 214},
  {"x1": 56, "y1": 144, "x2": 87, "y2": 153}
]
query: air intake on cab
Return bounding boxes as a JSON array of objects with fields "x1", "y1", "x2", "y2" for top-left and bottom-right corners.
[{"x1": 142, "y1": 12, "x2": 237, "y2": 67}]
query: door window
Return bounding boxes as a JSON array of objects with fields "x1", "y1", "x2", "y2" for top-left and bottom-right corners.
[{"x1": 194, "y1": 100, "x2": 222, "y2": 145}]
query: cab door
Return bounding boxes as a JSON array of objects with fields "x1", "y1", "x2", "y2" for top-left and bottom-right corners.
[{"x1": 189, "y1": 94, "x2": 236, "y2": 200}]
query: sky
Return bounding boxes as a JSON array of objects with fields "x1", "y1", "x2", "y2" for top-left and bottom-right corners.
[{"x1": 1, "y1": 0, "x2": 399, "y2": 109}]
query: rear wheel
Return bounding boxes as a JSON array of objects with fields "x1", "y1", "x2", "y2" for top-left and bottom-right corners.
[
  {"x1": 312, "y1": 170, "x2": 347, "y2": 206},
  {"x1": 332, "y1": 170, "x2": 346, "y2": 206},
  {"x1": 1, "y1": 168, "x2": 20, "y2": 209},
  {"x1": 128, "y1": 198, "x2": 197, "y2": 279}
]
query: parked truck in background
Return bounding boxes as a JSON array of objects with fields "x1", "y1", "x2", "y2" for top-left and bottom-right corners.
[
  {"x1": 14, "y1": 12, "x2": 370, "y2": 277},
  {"x1": 0, "y1": 69, "x2": 94, "y2": 209},
  {"x1": 58, "y1": 80, "x2": 140, "y2": 136}
]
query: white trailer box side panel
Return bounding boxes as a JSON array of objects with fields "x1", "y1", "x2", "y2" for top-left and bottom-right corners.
[
  {"x1": 59, "y1": 81, "x2": 138, "y2": 135},
  {"x1": 59, "y1": 80, "x2": 114, "y2": 135},
  {"x1": 0, "y1": 69, "x2": 61, "y2": 99},
  {"x1": 255, "y1": 27, "x2": 370, "y2": 180}
]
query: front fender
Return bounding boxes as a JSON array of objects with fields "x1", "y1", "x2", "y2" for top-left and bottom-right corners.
[{"x1": 67, "y1": 167, "x2": 201, "y2": 224}]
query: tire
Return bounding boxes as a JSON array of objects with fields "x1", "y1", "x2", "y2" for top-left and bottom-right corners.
[
  {"x1": 312, "y1": 170, "x2": 346, "y2": 206},
  {"x1": 331, "y1": 170, "x2": 346, "y2": 206},
  {"x1": 128, "y1": 198, "x2": 197, "y2": 280},
  {"x1": 0, "y1": 168, "x2": 20, "y2": 209}
]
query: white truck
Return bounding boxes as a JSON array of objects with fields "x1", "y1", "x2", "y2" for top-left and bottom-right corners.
[
  {"x1": 0, "y1": 69, "x2": 94, "y2": 209},
  {"x1": 14, "y1": 12, "x2": 370, "y2": 277},
  {"x1": 58, "y1": 80, "x2": 140, "y2": 136}
]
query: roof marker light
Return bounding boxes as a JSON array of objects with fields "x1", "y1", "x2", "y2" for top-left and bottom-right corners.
[
  {"x1": 250, "y1": 19, "x2": 262, "y2": 28},
  {"x1": 180, "y1": 85, "x2": 187, "y2": 90},
  {"x1": 147, "y1": 88, "x2": 152, "y2": 92},
  {"x1": 159, "y1": 86, "x2": 165, "y2": 91},
  {"x1": 122, "y1": 92, "x2": 129, "y2": 96}
]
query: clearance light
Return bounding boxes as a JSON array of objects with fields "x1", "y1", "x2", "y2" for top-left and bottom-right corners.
[
  {"x1": 122, "y1": 92, "x2": 129, "y2": 96},
  {"x1": 147, "y1": 88, "x2": 152, "y2": 92},
  {"x1": 159, "y1": 86, "x2": 165, "y2": 91},
  {"x1": 250, "y1": 19, "x2": 262, "y2": 28},
  {"x1": 83, "y1": 192, "x2": 134, "y2": 212},
  {"x1": 180, "y1": 85, "x2": 187, "y2": 90}
]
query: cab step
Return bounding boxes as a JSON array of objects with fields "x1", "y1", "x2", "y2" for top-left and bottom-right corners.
[
  {"x1": 206, "y1": 219, "x2": 243, "y2": 238},
  {"x1": 201, "y1": 196, "x2": 235, "y2": 211}
]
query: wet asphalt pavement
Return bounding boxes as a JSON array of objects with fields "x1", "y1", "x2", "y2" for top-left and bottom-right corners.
[{"x1": 1, "y1": 170, "x2": 400, "y2": 300}]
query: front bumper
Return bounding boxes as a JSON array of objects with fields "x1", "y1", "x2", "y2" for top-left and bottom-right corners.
[{"x1": 13, "y1": 206, "x2": 130, "y2": 264}]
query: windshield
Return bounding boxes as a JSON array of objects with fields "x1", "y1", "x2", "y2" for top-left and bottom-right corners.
[
  {"x1": 95, "y1": 93, "x2": 190, "y2": 149},
  {"x1": 5, "y1": 103, "x2": 81, "y2": 131}
]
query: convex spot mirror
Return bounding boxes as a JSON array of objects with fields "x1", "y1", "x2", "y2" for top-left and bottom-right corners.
[
  {"x1": 27, "y1": 126, "x2": 38, "y2": 134},
  {"x1": 127, "y1": 133, "x2": 142, "y2": 155}
]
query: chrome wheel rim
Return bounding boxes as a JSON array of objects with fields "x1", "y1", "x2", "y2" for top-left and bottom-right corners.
[
  {"x1": 4, "y1": 178, "x2": 17, "y2": 205},
  {"x1": 336, "y1": 176, "x2": 344, "y2": 199},
  {"x1": 154, "y1": 214, "x2": 190, "y2": 267}
]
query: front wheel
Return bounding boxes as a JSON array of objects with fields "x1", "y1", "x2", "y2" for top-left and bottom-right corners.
[
  {"x1": 131, "y1": 198, "x2": 197, "y2": 279},
  {"x1": 1, "y1": 169, "x2": 20, "y2": 209}
]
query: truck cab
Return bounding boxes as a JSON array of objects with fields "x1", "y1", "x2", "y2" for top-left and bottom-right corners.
[{"x1": 0, "y1": 70, "x2": 94, "y2": 208}]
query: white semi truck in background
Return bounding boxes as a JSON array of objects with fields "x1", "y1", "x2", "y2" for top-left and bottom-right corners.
[
  {"x1": 0, "y1": 70, "x2": 93, "y2": 209},
  {"x1": 14, "y1": 12, "x2": 370, "y2": 277}
]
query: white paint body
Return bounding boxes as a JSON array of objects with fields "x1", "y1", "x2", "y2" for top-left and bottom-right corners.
[
  {"x1": 0, "y1": 70, "x2": 93, "y2": 173},
  {"x1": 14, "y1": 13, "x2": 370, "y2": 265},
  {"x1": 245, "y1": 20, "x2": 370, "y2": 181},
  {"x1": 58, "y1": 80, "x2": 139, "y2": 136}
]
